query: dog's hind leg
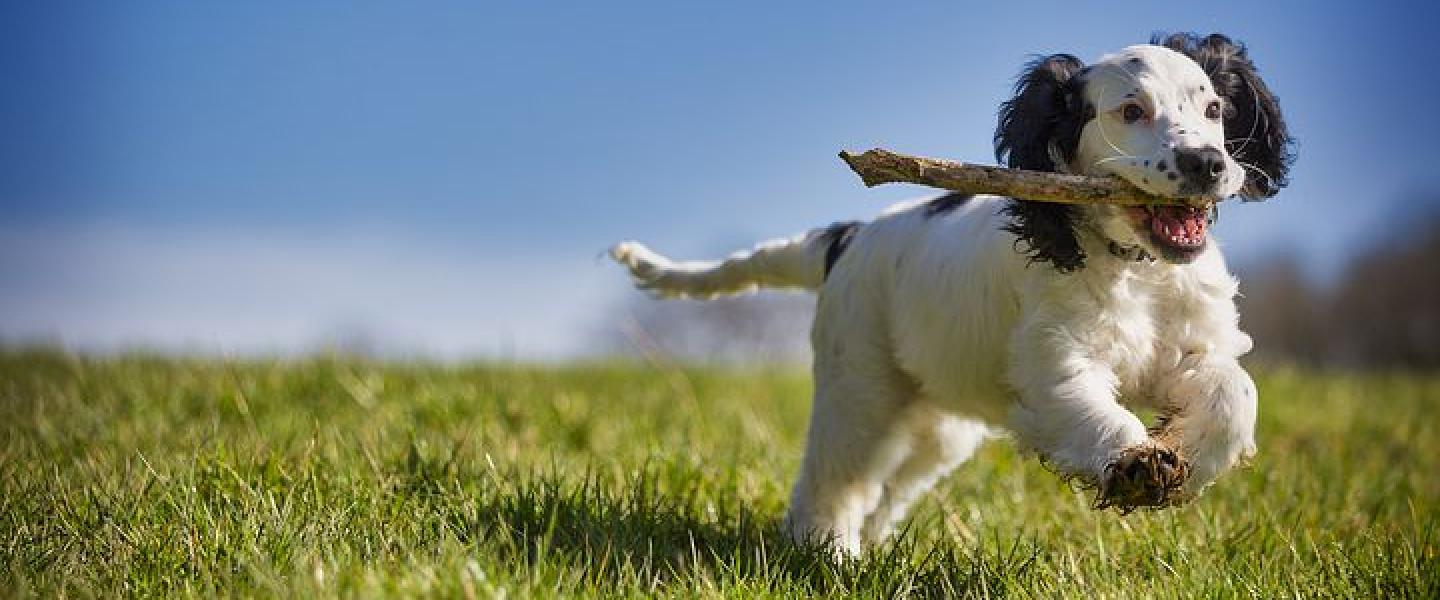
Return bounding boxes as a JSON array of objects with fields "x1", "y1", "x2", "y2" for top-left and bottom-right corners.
[
  {"x1": 860, "y1": 411, "x2": 990, "y2": 546},
  {"x1": 781, "y1": 361, "x2": 916, "y2": 558}
]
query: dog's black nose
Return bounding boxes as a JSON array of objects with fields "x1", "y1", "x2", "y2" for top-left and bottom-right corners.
[{"x1": 1174, "y1": 146, "x2": 1226, "y2": 186}]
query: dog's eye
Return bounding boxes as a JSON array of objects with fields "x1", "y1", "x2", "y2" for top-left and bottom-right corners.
[
  {"x1": 1121, "y1": 103, "x2": 1145, "y2": 124},
  {"x1": 1205, "y1": 100, "x2": 1222, "y2": 121}
]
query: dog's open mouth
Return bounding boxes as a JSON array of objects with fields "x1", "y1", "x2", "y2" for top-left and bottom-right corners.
[{"x1": 1127, "y1": 205, "x2": 1209, "y2": 260}]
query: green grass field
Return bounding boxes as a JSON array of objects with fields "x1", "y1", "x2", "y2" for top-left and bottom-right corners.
[{"x1": 2, "y1": 350, "x2": 1436, "y2": 598}]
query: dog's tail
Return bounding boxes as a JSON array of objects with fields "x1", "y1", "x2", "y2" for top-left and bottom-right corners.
[{"x1": 609, "y1": 221, "x2": 861, "y2": 298}]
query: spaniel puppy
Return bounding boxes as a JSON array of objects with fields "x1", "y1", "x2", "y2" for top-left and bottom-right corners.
[{"x1": 611, "y1": 33, "x2": 1292, "y2": 557}]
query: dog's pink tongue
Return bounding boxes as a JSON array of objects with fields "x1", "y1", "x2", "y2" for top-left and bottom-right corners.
[{"x1": 1151, "y1": 206, "x2": 1206, "y2": 238}]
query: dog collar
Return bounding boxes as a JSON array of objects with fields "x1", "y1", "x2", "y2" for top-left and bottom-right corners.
[{"x1": 1108, "y1": 241, "x2": 1154, "y2": 263}]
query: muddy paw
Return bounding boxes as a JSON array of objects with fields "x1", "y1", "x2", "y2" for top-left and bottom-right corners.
[{"x1": 1094, "y1": 444, "x2": 1189, "y2": 513}]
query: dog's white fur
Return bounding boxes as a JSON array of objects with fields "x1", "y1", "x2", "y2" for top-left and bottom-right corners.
[{"x1": 611, "y1": 44, "x2": 1265, "y2": 556}]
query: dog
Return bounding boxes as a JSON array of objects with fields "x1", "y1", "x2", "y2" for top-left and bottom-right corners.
[{"x1": 610, "y1": 32, "x2": 1292, "y2": 557}]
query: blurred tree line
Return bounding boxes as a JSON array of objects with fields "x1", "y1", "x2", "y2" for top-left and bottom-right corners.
[
  {"x1": 606, "y1": 209, "x2": 1440, "y2": 371},
  {"x1": 1239, "y1": 208, "x2": 1440, "y2": 370},
  {"x1": 603, "y1": 291, "x2": 815, "y2": 365}
]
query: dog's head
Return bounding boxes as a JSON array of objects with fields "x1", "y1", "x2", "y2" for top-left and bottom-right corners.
[{"x1": 995, "y1": 33, "x2": 1294, "y2": 271}]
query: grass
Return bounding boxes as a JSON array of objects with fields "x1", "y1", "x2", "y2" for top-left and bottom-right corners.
[{"x1": 1, "y1": 350, "x2": 1436, "y2": 598}]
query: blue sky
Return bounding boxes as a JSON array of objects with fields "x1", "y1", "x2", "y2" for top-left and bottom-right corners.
[{"x1": 2, "y1": 1, "x2": 1436, "y2": 358}]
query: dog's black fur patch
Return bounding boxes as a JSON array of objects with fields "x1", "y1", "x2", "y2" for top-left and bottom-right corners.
[
  {"x1": 819, "y1": 221, "x2": 862, "y2": 280},
  {"x1": 924, "y1": 192, "x2": 974, "y2": 218},
  {"x1": 995, "y1": 53, "x2": 1091, "y2": 273}
]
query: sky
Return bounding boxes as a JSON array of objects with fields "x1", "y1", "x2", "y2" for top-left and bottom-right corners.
[{"x1": 2, "y1": 1, "x2": 1437, "y2": 359}]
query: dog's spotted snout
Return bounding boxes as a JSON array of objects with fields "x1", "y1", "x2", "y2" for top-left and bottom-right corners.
[{"x1": 1175, "y1": 146, "x2": 1226, "y2": 186}]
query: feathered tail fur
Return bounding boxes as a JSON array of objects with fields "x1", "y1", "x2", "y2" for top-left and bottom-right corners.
[{"x1": 609, "y1": 222, "x2": 859, "y2": 298}]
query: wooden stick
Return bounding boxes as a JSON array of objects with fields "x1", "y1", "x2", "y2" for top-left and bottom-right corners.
[{"x1": 839, "y1": 148, "x2": 1209, "y2": 207}]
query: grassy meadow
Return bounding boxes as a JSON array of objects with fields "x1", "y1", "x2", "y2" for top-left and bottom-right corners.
[{"x1": 1, "y1": 349, "x2": 1436, "y2": 598}]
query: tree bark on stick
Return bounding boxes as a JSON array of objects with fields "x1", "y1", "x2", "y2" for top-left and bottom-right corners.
[{"x1": 839, "y1": 148, "x2": 1209, "y2": 207}]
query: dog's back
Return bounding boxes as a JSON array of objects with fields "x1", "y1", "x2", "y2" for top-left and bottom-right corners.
[{"x1": 611, "y1": 192, "x2": 1026, "y2": 411}]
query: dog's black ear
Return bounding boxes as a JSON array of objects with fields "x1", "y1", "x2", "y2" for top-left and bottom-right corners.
[
  {"x1": 994, "y1": 54, "x2": 1090, "y2": 272},
  {"x1": 1154, "y1": 32, "x2": 1295, "y2": 200}
]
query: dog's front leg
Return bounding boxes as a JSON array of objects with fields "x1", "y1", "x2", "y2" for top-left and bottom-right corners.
[
  {"x1": 1150, "y1": 356, "x2": 1258, "y2": 499},
  {"x1": 1006, "y1": 326, "x2": 1186, "y2": 511}
]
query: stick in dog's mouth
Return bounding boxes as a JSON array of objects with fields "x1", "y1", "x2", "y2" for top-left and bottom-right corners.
[{"x1": 840, "y1": 148, "x2": 1215, "y2": 208}]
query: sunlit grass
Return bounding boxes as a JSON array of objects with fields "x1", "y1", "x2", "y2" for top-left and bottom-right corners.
[{"x1": 2, "y1": 351, "x2": 1436, "y2": 597}]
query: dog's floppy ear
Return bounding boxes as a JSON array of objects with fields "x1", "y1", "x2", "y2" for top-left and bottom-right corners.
[
  {"x1": 994, "y1": 54, "x2": 1090, "y2": 272},
  {"x1": 1154, "y1": 32, "x2": 1295, "y2": 200}
]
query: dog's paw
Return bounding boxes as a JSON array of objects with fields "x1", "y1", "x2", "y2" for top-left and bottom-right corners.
[{"x1": 1094, "y1": 443, "x2": 1190, "y2": 513}]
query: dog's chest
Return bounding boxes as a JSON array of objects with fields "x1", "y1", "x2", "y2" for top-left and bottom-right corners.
[
  {"x1": 1085, "y1": 273, "x2": 1164, "y2": 390},
  {"x1": 1091, "y1": 267, "x2": 1233, "y2": 400}
]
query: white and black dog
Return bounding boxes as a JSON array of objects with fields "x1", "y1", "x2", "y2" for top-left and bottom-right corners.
[{"x1": 611, "y1": 33, "x2": 1292, "y2": 556}]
